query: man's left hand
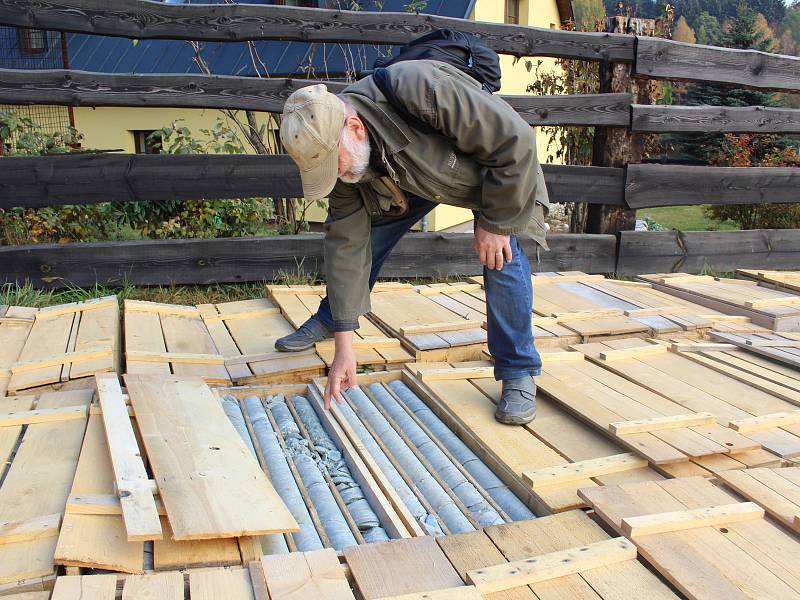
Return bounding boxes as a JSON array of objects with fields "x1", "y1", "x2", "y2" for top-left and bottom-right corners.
[{"x1": 474, "y1": 223, "x2": 512, "y2": 270}]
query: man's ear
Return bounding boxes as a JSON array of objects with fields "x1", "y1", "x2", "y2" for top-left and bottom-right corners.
[{"x1": 345, "y1": 115, "x2": 367, "y2": 142}]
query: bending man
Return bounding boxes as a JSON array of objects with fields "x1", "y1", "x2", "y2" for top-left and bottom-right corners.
[{"x1": 275, "y1": 60, "x2": 549, "y2": 425}]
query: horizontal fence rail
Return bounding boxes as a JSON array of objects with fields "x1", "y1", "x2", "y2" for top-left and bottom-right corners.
[
  {"x1": 0, "y1": 233, "x2": 618, "y2": 288},
  {"x1": 616, "y1": 229, "x2": 800, "y2": 275},
  {"x1": 625, "y1": 164, "x2": 800, "y2": 209},
  {"x1": 0, "y1": 154, "x2": 624, "y2": 209},
  {"x1": 0, "y1": 0, "x2": 635, "y2": 62},
  {"x1": 635, "y1": 37, "x2": 800, "y2": 92},
  {"x1": 4, "y1": 154, "x2": 797, "y2": 211},
  {"x1": 5, "y1": 68, "x2": 800, "y2": 133}
]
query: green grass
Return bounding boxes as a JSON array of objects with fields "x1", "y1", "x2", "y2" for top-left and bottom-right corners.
[{"x1": 637, "y1": 205, "x2": 739, "y2": 231}]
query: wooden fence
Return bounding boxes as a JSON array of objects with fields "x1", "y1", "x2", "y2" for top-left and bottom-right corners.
[{"x1": 1, "y1": 0, "x2": 799, "y2": 287}]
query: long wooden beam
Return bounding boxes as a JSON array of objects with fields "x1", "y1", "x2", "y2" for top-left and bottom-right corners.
[
  {"x1": 616, "y1": 229, "x2": 800, "y2": 275},
  {"x1": 0, "y1": 68, "x2": 632, "y2": 127},
  {"x1": 0, "y1": 0, "x2": 635, "y2": 62},
  {"x1": 0, "y1": 154, "x2": 624, "y2": 209},
  {"x1": 636, "y1": 37, "x2": 800, "y2": 92},
  {"x1": 631, "y1": 104, "x2": 800, "y2": 133},
  {"x1": 0, "y1": 233, "x2": 618, "y2": 288},
  {"x1": 625, "y1": 164, "x2": 800, "y2": 209}
]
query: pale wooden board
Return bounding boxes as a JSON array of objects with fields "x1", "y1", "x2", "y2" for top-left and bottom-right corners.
[
  {"x1": 123, "y1": 309, "x2": 172, "y2": 376},
  {"x1": 0, "y1": 396, "x2": 34, "y2": 476},
  {"x1": 7, "y1": 310, "x2": 75, "y2": 392},
  {"x1": 0, "y1": 514, "x2": 61, "y2": 546},
  {"x1": 190, "y1": 568, "x2": 255, "y2": 600},
  {"x1": 0, "y1": 307, "x2": 37, "y2": 397},
  {"x1": 580, "y1": 477, "x2": 800, "y2": 600},
  {"x1": 344, "y1": 537, "x2": 462, "y2": 600},
  {"x1": 262, "y1": 548, "x2": 355, "y2": 600},
  {"x1": 718, "y1": 468, "x2": 800, "y2": 532},
  {"x1": 121, "y1": 572, "x2": 183, "y2": 600},
  {"x1": 153, "y1": 516, "x2": 242, "y2": 570},
  {"x1": 483, "y1": 510, "x2": 679, "y2": 600},
  {"x1": 621, "y1": 502, "x2": 764, "y2": 537},
  {"x1": 54, "y1": 413, "x2": 144, "y2": 574},
  {"x1": 0, "y1": 389, "x2": 92, "y2": 585},
  {"x1": 51, "y1": 574, "x2": 117, "y2": 600},
  {"x1": 68, "y1": 301, "x2": 119, "y2": 379},
  {"x1": 160, "y1": 311, "x2": 229, "y2": 382},
  {"x1": 96, "y1": 373, "x2": 161, "y2": 542},
  {"x1": 124, "y1": 375, "x2": 298, "y2": 540}
]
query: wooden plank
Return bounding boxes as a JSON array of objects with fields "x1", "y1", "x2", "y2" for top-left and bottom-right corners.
[
  {"x1": 598, "y1": 344, "x2": 668, "y2": 361},
  {"x1": 0, "y1": 405, "x2": 86, "y2": 427},
  {"x1": 65, "y1": 493, "x2": 166, "y2": 517},
  {"x1": 621, "y1": 502, "x2": 764, "y2": 537},
  {"x1": 125, "y1": 350, "x2": 224, "y2": 365},
  {"x1": 124, "y1": 299, "x2": 200, "y2": 317},
  {"x1": 37, "y1": 297, "x2": 117, "y2": 320},
  {"x1": 190, "y1": 568, "x2": 256, "y2": 600},
  {"x1": 626, "y1": 164, "x2": 800, "y2": 209},
  {"x1": 522, "y1": 453, "x2": 648, "y2": 489},
  {"x1": 124, "y1": 375, "x2": 298, "y2": 540},
  {"x1": 610, "y1": 412, "x2": 716, "y2": 436},
  {"x1": 632, "y1": 104, "x2": 800, "y2": 133},
  {"x1": 95, "y1": 373, "x2": 162, "y2": 542},
  {"x1": 0, "y1": 0, "x2": 635, "y2": 61},
  {"x1": 717, "y1": 469, "x2": 800, "y2": 532},
  {"x1": 636, "y1": 36, "x2": 800, "y2": 91},
  {"x1": 54, "y1": 413, "x2": 144, "y2": 574},
  {"x1": 617, "y1": 229, "x2": 800, "y2": 276},
  {"x1": 400, "y1": 320, "x2": 484, "y2": 336},
  {"x1": 466, "y1": 537, "x2": 637, "y2": 594},
  {"x1": 262, "y1": 549, "x2": 354, "y2": 600},
  {"x1": 153, "y1": 517, "x2": 241, "y2": 571},
  {"x1": 0, "y1": 389, "x2": 92, "y2": 585},
  {"x1": 11, "y1": 345, "x2": 112, "y2": 374},
  {"x1": 51, "y1": 575, "x2": 116, "y2": 600},
  {"x1": 2, "y1": 233, "x2": 617, "y2": 289},
  {"x1": 0, "y1": 514, "x2": 61, "y2": 546},
  {"x1": 374, "y1": 588, "x2": 480, "y2": 600},
  {"x1": 729, "y1": 411, "x2": 800, "y2": 433},
  {"x1": 121, "y1": 572, "x2": 183, "y2": 600},
  {"x1": 416, "y1": 367, "x2": 494, "y2": 381}
]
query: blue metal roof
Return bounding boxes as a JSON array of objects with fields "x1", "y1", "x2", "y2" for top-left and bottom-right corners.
[{"x1": 62, "y1": 0, "x2": 473, "y2": 77}]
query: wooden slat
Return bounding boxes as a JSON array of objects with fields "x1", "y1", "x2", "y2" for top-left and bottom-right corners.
[
  {"x1": 261, "y1": 549, "x2": 355, "y2": 600},
  {"x1": 121, "y1": 572, "x2": 183, "y2": 600},
  {"x1": 636, "y1": 36, "x2": 800, "y2": 91},
  {"x1": 0, "y1": 405, "x2": 86, "y2": 427},
  {"x1": 617, "y1": 229, "x2": 800, "y2": 276},
  {"x1": 11, "y1": 344, "x2": 111, "y2": 375},
  {"x1": 626, "y1": 164, "x2": 800, "y2": 209},
  {"x1": 124, "y1": 375, "x2": 298, "y2": 540},
  {"x1": 344, "y1": 537, "x2": 463, "y2": 600},
  {"x1": 597, "y1": 344, "x2": 668, "y2": 361},
  {"x1": 374, "y1": 588, "x2": 480, "y2": 600},
  {"x1": 65, "y1": 493, "x2": 166, "y2": 517},
  {"x1": 522, "y1": 453, "x2": 648, "y2": 489},
  {"x1": 96, "y1": 373, "x2": 162, "y2": 542},
  {"x1": 190, "y1": 568, "x2": 256, "y2": 600},
  {"x1": 632, "y1": 104, "x2": 800, "y2": 133},
  {"x1": 610, "y1": 412, "x2": 716, "y2": 436},
  {"x1": 620, "y1": 502, "x2": 764, "y2": 537},
  {"x1": 0, "y1": 514, "x2": 61, "y2": 546},
  {"x1": 465, "y1": 537, "x2": 637, "y2": 594},
  {"x1": 0, "y1": 0, "x2": 635, "y2": 61},
  {"x1": 729, "y1": 411, "x2": 800, "y2": 433},
  {"x1": 51, "y1": 574, "x2": 117, "y2": 600},
  {"x1": 416, "y1": 367, "x2": 494, "y2": 382}
]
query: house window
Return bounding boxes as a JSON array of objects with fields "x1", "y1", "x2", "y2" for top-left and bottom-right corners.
[
  {"x1": 19, "y1": 29, "x2": 48, "y2": 54},
  {"x1": 505, "y1": 0, "x2": 520, "y2": 24},
  {"x1": 133, "y1": 130, "x2": 162, "y2": 154}
]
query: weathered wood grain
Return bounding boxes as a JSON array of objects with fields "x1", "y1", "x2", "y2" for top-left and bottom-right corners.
[
  {"x1": 0, "y1": 233, "x2": 618, "y2": 288},
  {"x1": 626, "y1": 164, "x2": 800, "y2": 209},
  {"x1": 632, "y1": 104, "x2": 800, "y2": 133},
  {"x1": 636, "y1": 37, "x2": 800, "y2": 91},
  {"x1": 0, "y1": 154, "x2": 623, "y2": 208},
  {"x1": 616, "y1": 229, "x2": 800, "y2": 275},
  {"x1": 0, "y1": 0, "x2": 635, "y2": 61}
]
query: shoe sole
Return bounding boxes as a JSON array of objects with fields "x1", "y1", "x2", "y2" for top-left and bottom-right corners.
[
  {"x1": 274, "y1": 340, "x2": 317, "y2": 352},
  {"x1": 494, "y1": 408, "x2": 536, "y2": 425}
]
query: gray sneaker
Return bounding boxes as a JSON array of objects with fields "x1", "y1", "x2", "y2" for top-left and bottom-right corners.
[
  {"x1": 495, "y1": 376, "x2": 537, "y2": 425},
  {"x1": 274, "y1": 316, "x2": 334, "y2": 352}
]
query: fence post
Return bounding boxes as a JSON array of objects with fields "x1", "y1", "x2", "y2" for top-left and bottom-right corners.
[{"x1": 585, "y1": 16, "x2": 652, "y2": 235}]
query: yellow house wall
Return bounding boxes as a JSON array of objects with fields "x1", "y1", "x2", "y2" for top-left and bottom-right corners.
[{"x1": 428, "y1": 0, "x2": 563, "y2": 231}]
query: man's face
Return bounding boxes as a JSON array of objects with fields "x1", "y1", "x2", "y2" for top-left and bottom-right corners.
[{"x1": 337, "y1": 116, "x2": 371, "y2": 184}]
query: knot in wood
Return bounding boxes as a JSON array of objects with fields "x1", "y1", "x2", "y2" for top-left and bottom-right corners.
[{"x1": 39, "y1": 264, "x2": 52, "y2": 274}]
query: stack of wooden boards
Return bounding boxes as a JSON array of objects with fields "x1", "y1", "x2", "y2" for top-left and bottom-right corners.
[
  {"x1": 717, "y1": 466, "x2": 800, "y2": 534},
  {"x1": 266, "y1": 283, "x2": 415, "y2": 367},
  {"x1": 1, "y1": 297, "x2": 119, "y2": 397},
  {"x1": 639, "y1": 273, "x2": 800, "y2": 331},
  {"x1": 29, "y1": 510, "x2": 680, "y2": 599},
  {"x1": 125, "y1": 298, "x2": 326, "y2": 385},
  {"x1": 580, "y1": 475, "x2": 800, "y2": 600},
  {"x1": 737, "y1": 269, "x2": 800, "y2": 293}
]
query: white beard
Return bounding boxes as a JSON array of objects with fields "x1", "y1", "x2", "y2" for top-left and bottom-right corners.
[{"x1": 338, "y1": 128, "x2": 371, "y2": 184}]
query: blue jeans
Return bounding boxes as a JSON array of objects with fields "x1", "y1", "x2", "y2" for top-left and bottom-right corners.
[{"x1": 314, "y1": 195, "x2": 542, "y2": 380}]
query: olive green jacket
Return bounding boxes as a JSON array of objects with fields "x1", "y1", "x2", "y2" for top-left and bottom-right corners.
[{"x1": 325, "y1": 60, "x2": 550, "y2": 329}]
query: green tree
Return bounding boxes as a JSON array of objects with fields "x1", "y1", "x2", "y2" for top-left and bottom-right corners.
[
  {"x1": 574, "y1": 0, "x2": 606, "y2": 29},
  {"x1": 783, "y1": 2, "x2": 800, "y2": 50},
  {"x1": 695, "y1": 11, "x2": 723, "y2": 45}
]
